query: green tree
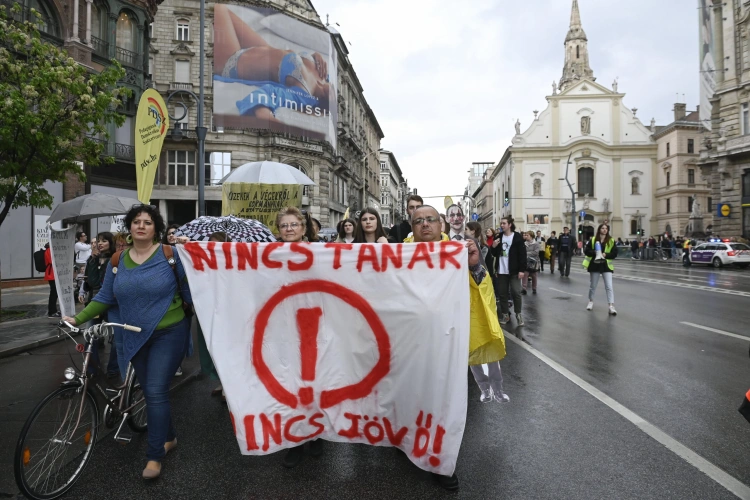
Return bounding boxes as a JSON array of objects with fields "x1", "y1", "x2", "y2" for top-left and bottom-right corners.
[{"x1": 0, "y1": 2, "x2": 130, "y2": 227}]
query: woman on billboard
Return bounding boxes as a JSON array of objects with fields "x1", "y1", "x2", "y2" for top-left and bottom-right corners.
[{"x1": 214, "y1": 4, "x2": 331, "y2": 120}]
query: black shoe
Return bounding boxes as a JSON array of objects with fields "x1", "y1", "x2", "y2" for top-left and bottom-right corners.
[
  {"x1": 283, "y1": 446, "x2": 304, "y2": 468},
  {"x1": 521, "y1": 289, "x2": 527, "y2": 295},
  {"x1": 48, "y1": 312, "x2": 61, "y2": 318},
  {"x1": 533, "y1": 289, "x2": 537, "y2": 294},
  {"x1": 308, "y1": 439, "x2": 323, "y2": 457},
  {"x1": 433, "y1": 472, "x2": 460, "y2": 491}
]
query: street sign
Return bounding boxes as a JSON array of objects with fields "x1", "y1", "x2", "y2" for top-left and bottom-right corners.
[
  {"x1": 717, "y1": 203, "x2": 731, "y2": 217},
  {"x1": 471, "y1": 213, "x2": 479, "y2": 221},
  {"x1": 579, "y1": 210, "x2": 586, "y2": 218}
]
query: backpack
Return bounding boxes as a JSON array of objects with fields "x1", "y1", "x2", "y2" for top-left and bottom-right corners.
[
  {"x1": 34, "y1": 249, "x2": 48, "y2": 273},
  {"x1": 110, "y1": 245, "x2": 194, "y2": 318}
]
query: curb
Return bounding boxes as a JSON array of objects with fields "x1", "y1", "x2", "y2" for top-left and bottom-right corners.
[{"x1": 0, "y1": 331, "x2": 75, "y2": 360}]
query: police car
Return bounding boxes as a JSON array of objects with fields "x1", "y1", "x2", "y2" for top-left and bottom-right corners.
[{"x1": 689, "y1": 239, "x2": 750, "y2": 268}]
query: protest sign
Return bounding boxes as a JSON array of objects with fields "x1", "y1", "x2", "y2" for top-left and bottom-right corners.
[
  {"x1": 176, "y1": 241, "x2": 470, "y2": 475},
  {"x1": 49, "y1": 227, "x2": 76, "y2": 317},
  {"x1": 135, "y1": 89, "x2": 169, "y2": 203},
  {"x1": 221, "y1": 183, "x2": 301, "y2": 234}
]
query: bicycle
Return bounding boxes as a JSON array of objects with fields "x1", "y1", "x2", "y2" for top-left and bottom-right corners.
[{"x1": 14, "y1": 320, "x2": 146, "y2": 500}]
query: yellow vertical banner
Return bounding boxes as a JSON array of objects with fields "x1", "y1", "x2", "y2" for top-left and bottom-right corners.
[
  {"x1": 135, "y1": 89, "x2": 169, "y2": 203},
  {"x1": 222, "y1": 183, "x2": 301, "y2": 233}
]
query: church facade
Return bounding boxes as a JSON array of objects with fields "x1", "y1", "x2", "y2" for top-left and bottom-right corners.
[{"x1": 490, "y1": 0, "x2": 658, "y2": 241}]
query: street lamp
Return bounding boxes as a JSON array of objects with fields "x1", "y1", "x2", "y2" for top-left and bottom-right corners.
[{"x1": 165, "y1": 90, "x2": 207, "y2": 216}]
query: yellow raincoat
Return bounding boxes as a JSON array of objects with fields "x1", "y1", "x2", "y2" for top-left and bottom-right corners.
[{"x1": 468, "y1": 271, "x2": 506, "y2": 366}]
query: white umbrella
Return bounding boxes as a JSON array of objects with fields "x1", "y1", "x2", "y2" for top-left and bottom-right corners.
[{"x1": 220, "y1": 161, "x2": 315, "y2": 186}]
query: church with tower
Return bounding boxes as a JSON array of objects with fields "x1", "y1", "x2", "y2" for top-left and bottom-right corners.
[{"x1": 490, "y1": 0, "x2": 658, "y2": 240}]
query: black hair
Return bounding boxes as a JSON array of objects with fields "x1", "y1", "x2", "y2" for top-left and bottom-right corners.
[
  {"x1": 96, "y1": 231, "x2": 115, "y2": 257},
  {"x1": 354, "y1": 208, "x2": 388, "y2": 243},
  {"x1": 162, "y1": 223, "x2": 180, "y2": 244},
  {"x1": 338, "y1": 218, "x2": 357, "y2": 240},
  {"x1": 501, "y1": 216, "x2": 516, "y2": 232},
  {"x1": 124, "y1": 204, "x2": 166, "y2": 242},
  {"x1": 76, "y1": 231, "x2": 85, "y2": 241}
]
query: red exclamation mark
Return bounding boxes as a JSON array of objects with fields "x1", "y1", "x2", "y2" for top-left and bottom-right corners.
[{"x1": 296, "y1": 307, "x2": 323, "y2": 406}]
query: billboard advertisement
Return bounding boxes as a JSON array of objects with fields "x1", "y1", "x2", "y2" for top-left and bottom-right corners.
[
  {"x1": 699, "y1": 0, "x2": 714, "y2": 131},
  {"x1": 212, "y1": 4, "x2": 337, "y2": 148}
]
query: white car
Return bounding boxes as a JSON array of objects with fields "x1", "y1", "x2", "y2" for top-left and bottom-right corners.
[{"x1": 689, "y1": 241, "x2": 750, "y2": 268}]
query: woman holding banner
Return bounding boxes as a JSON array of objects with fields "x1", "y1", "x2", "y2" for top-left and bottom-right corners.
[
  {"x1": 354, "y1": 208, "x2": 388, "y2": 243},
  {"x1": 275, "y1": 206, "x2": 324, "y2": 467},
  {"x1": 63, "y1": 204, "x2": 193, "y2": 480}
]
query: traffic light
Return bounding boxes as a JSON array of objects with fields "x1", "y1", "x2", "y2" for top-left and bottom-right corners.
[
  {"x1": 504, "y1": 191, "x2": 509, "y2": 204},
  {"x1": 578, "y1": 228, "x2": 582, "y2": 235}
]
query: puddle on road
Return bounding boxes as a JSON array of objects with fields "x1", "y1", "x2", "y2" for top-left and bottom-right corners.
[{"x1": 552, "y1": 296, "x2": 571, "y2": 300}]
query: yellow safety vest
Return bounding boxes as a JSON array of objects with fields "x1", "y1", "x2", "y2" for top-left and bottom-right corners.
[{"x1": 582, "y1": 238, "x2": 615, "y2": 271}]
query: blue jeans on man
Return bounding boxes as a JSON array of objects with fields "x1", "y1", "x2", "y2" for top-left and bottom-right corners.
[{"x1": 128, "y1": 318, "x2": 190, "y2": 461}]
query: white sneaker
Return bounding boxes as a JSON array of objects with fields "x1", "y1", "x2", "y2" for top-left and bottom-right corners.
[
  {"x1": 608, "y1": 305, "x2": 617, "y2": 316},
  {"x1": 516, "y1": 314, "x2": 525, "y2": 326},
  {"x1": 493, "y1": 391, "x2": 510, "y2": 403},
  {"x1": 480, "y1": 389, "x2": 493, "y2": 403},
  {"x1": 586, "y1": 301, "x2": 593, "y2": 311}
]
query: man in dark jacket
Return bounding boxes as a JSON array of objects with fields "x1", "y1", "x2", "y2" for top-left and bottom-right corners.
[
  {"x1": 387, "y1": 194, "x2": 423, "y2": 243},
  {"x1": 556, "y1": 227, "x2": 576, "y2": 277},
  {"x1": 490, "y1": 217, "x2": 527, "y2": 326}
]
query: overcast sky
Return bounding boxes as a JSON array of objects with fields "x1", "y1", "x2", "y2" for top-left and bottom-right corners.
[{"x1": 310, "y1": 0, "x2": 699, "y2": 202}]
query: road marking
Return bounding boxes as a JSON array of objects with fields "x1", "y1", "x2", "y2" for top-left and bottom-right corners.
[
  {"x1": 569, "y1": 270, "x2": 750, "y2": 298},
  {"x1": 505, "y1": 334, "x2": 750, "y2": 500},
  {"x1": 548, "y1": 287, "x2": 583, "y2": 297},
  {"x1": 680, "y1": 322, "x2": 750, "y2": 342}
]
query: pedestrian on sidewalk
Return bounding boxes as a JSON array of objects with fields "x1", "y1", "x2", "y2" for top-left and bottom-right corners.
[
  {"x1": 43, "y1": 243, "x2": 60, "y2": 318},
  {"x1": 79, "y1": 231, "x2": 120, "y2": 378},
  {"x1": 556, "y1": 226, "x2": 575, "y2": 277},
  {"x1": 64, "y1": 204, "x2": 193, "y2": 481},
  {"x1": 584, "y1": 223, "x2": 618, "y2": 315},
  {"x1": 522, "y1": 231, "x2": 540, "y2": 295},
  {"x1": 535, "y1": 230, "x2": 546, "y2": 271},
  {"x1": 74, "y1": 231, "x2": 91, "y2": 276},
  {"x1": 490, "y1": 216, "x2": 526, "y2": 325},
  {"x1": 547, "y1": 231, "x2": 558, "y2": 274},
  {"x1": 630, "y1": 238, "x2": 639, "y2": 260}
]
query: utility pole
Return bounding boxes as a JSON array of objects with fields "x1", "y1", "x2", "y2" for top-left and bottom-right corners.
[{"x1": 562, "y1": 152, "x2": 577, "y2": 236}]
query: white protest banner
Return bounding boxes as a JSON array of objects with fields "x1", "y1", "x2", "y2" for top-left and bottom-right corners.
[
  {"x1": 177, "y1": 241, "x2": 470, "y2": 475},
  {"x1": 49, "y1": 227, "x2": 76, "y2": 317}
]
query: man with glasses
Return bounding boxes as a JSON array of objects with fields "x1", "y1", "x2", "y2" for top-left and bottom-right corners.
[
  {"x1": 388, "y1": 194, "x2": 423, "y2": 243},
  {"x1": 445, "y1": 204, "x2": 466, "y2": 241},
  {"x1": 410, "y1": 205, "x2": 505, "y2": 491}
]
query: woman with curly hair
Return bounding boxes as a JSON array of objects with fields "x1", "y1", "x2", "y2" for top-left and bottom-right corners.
[{"x1": 63, "y1": 204, "x2": 193, "y2": 480}]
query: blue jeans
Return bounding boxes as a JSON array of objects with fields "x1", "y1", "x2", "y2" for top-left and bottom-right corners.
[
  {"x1": 588, "y1": 272, "x2": 614, "y2": 303},
  {"x1": 129, "y1": 318, "x2": 190, "y2": 461}
]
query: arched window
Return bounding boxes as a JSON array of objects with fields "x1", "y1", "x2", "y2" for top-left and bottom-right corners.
[
  {"x1": 176, "y1": 19, "x2": 190, "y2": 41},
  {"x1": 577, "y1": 167, "x2": 594, "y2": 197},
  {"x1": 289, "y1": 164, "x2": 311, "y2": 197},
  {"x1": 29, "y1": 0, "x2": 60, "y2": 37},
  {"x1": 631, "y1": 177, "x2": 640, "y2": 195},
  {"x1": 116, "y1": 12, "x2": 136, "y2": 52},
  {"x1": 630, "y1": 220, "x2": 638, "y2": 235}
]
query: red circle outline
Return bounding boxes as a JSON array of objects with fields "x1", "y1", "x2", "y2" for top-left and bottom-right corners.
[{"x1": 252, "y1": 280, "x2": 391, "y2": 409}]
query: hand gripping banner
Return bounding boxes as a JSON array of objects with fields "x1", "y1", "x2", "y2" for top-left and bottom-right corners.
[{"x1": 176, "y1": 241, "x2": 470, "y2": 475}]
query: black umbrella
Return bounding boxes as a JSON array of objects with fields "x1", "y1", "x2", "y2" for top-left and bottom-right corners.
[{"x1": 175, "y1": 215, "x2": 276, "y2": 243}]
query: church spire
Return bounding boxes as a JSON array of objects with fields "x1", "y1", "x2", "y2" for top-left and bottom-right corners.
[{"x1": 559, "y1": 0, "x2": 595, "y2": 91}]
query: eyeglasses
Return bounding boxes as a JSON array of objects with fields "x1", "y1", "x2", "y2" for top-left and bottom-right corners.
[
  {"x1": 279, "y1": 222, "x2": 301, "y2": 230},
  {"x1": 413, "y1": 216, "x2": 440, "y2": 226}
]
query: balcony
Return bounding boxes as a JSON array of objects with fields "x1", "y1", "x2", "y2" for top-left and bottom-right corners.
[
  {"x1": 115, "y1": 46, "x2": 141, "y2": 68},
  {"x1": 90, "y1": 138, "x2": 135, "y2": 162},
  {"x1": 91, "y1": 36, "x2": 109, "y2": 59},
  {"x1": 170, "y1": 82, "x2": 193, "y2": 92}
]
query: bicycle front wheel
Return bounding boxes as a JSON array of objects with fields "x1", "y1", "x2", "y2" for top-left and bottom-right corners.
[{"x1": 14, "y1": 385, "x2": 99, "y2": 500}]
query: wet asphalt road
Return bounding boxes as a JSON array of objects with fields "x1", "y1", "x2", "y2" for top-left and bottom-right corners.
[{"x1": 0, "y1": 258, "x2": 749, "y2": 499}]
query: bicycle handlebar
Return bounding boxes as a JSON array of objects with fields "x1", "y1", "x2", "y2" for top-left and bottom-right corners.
[{"x1": 59, "y1": 320, "x2": 142, "y2": 342}]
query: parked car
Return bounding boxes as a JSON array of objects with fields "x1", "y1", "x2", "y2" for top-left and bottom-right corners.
[
  {"x1": 689, "y1": 241, "x2": 750, "y2": 268},
  {"x1": 317, "y1": 227, "x2": 338, "y2": 242}
]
